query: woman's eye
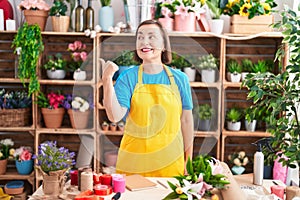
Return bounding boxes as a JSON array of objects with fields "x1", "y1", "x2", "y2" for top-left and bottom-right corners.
[
  {"x1": 149, "y1": 35, "x2": 155, "y2": 40},
  {"x1": 138, "y1": 36, "x2": 144, "y2": 40}
]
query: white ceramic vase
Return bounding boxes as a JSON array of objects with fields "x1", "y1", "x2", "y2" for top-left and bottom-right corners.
[{"x1": 73, "y1": 69, "x2": 86, "y2": 81}]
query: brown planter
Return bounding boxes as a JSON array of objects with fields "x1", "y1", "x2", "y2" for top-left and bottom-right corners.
[
  {"x1": 51, "y1": 16, "x2": 70, "y2": 32},
  {"x1": 24, "y1": 10, "x2": 49, "y2": 31},
  {"x1": 41, "y1": 107, "x2": 65, "y2": 128},
  {"x1": 67, "y1": 109, "x2": 90, "y2": 129},
  {"x1": 230, "y1": 14, "x2": 274, "y2": 34},
  {"x1": 0, "y1": 159, "x2": 7, "y2": 175}
]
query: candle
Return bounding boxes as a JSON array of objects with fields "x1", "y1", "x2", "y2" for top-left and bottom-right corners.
[
  {"x1": 80, "y1": 171, "x2": 93, "y2": 191},
  {"x1": 100, "y1": 174, "x2": 112, "y2": 186},
  {"x1": 112, "y1": 177, "x2": 125, "y2": 193},
  {"x1": 70, "y1": 170, "x2": 78, "y2": 186},
  {"x1": 0, "y1": 9, "x2": 4, "y2": 31},
  {"x1": 5, "y1": 19, "x2": 15, "y2": 31}
]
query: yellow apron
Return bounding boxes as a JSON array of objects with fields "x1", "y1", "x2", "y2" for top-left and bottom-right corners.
[{"x1": 116, "y1": 65, "x2": 184, "y2": 177}]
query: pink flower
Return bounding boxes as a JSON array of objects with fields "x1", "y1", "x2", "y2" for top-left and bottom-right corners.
[
  {"x1": 80, "y1": 52, "x2": 87, "y2": 62},
  {"x1": 67, "y1": 41, "x2": 88, "y2": 70},
  {"x1": 175, "y1": 4, "x2": 190, "y2": 17},
  {"x1": 161, "y1": 7, "x2": 172, "y2": 17},
  {"x1": 19, "y1": 0, "x2": 50, "y2": 11},
  {"x1": 20, "y1": 150, "x2": 32, "y2": 161}
]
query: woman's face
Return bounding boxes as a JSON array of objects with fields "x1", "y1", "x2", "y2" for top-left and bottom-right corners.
[{"x1": 136, "y1": 24, "x2": 165, "y2": 64}]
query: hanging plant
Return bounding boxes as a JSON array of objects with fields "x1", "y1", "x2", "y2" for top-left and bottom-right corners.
[{"x1": 12, "y1": 22, "x2": 44, "y2": 96}]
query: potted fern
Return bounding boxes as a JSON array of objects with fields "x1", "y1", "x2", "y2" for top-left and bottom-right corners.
[
  {"x1": 12, "y1": 23, "x2": 44, "y2": 96},
  {"x1": 226, "y1": 107, "x2": 242, "y2": 131},
  {"x1": 50, "y1": 0, "x2": 69, "y2": 32}
]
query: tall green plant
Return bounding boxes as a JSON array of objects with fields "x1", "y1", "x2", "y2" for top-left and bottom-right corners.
[
  {"x1": 242, "y1": 5, "x2": 300, "y2": 167},
  {"x1": 12, "y1": 23, "x2": 44, "y2": 96},
  {"x1": 100, "y1": 0, "x2": 111, "y2": 6}
]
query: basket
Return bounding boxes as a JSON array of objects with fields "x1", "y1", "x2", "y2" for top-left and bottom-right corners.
[{"x1": 0, "y1": 108, "x2": 31, "y2": 127}]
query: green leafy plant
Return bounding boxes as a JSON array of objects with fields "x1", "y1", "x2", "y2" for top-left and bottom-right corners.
[
  {"x1": 244, "y1": 106, "x2": 256, "y2": 122},
  {"x1": 163, "y1": 155, "x2": 230, "y2": 200},
  {"x1": 226, "y1": 107, "x2": 242, "y2": 123},
  {"x1": 170, "y1": 52, "x2": 192, "y2": 69},
  {"x1": 12, "y1": 23, "x2": 44, "y2": 96},
  {"x1": 195, "y1": 54, "x2": 218, "y2": 70},
  {"x1": 206, "y1": 0, "x2": 222, "y2": 19},
  {"x1": 49, "y1": 0, "x2": 68, "y2": 16},
  {"x1": 197, "y1": 104, "x2": 214, "y2": 120},
  {"x1": 100, "y1": 0, "x2": 111, "y2": 6},
  {"x1": 252, "y1": 60, "x2": 270, "y2": 73},
  {"x1": 227, "y1": 59, "x2": 242, "y2": 74},
  {"x1": 241, "y1": 58, "x2": 253, "y2": 72},
  {"x1": 112, "y1": 50, "x2": 139, "y2": 66},
  {"x1": 43, "y1": 53, "x2": 67, "y2": 70},
  {"x1": 222, "y1": 0, "x2": 277, "y2": 19}
]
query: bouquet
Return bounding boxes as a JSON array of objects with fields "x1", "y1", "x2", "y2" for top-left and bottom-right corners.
[
  {"x1": 163, "y1": 155, "x2": 230, "y2": 200},
  {"x1": 63, "y1": 94, "x2": 94, "y2": 112},
  {"x1": 0, "y1": 139, "x2": 14, "y2": 160},
  {"x1": 33, "y1": 141, "x2": 76, "y2": 173},
  {"x1": 222, "y1": 0, "x2": 277, "y2": 19},
  {"x1": 13, "y1": 146, "x2": 33, "y2": 161},
  {"x1": 67, "y1": 41, "x2": 88, "y2": 72},
  {"x1": 36, "y1": 91, "x2": 65, "y2": 109}
]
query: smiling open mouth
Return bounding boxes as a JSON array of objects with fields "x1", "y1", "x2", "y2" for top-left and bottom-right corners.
[{"x1": 141, "y1": 48, "x2": 153, "y2": 52}]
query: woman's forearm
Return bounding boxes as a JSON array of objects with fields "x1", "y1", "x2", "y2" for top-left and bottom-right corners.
[{"x1": 181, "y1": 109, "x2": 194, "y2": 161}]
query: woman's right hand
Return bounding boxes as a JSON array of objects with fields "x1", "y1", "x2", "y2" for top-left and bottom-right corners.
[{"x1": 100, "y1": 58, "x2": 119, "y2": 79}]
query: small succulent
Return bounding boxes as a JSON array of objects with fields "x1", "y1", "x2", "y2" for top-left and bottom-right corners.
[
  {"x1": 195, "y1": 54, "x2": 218, "y2": 70},
  {"x1": 227, "y1": 59, "x2": 242, "y2": 74},
  {"x1": 226, "y1": 107, "x2": 242, "y2": 123}
]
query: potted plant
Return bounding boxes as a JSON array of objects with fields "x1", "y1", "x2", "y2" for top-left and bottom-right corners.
[
  {"x1": 12, "y1": 23, "x2": 44, "y2": 96},
  {"x1": 99, "y1": 0, "x2": 113, "y2": 32},
  {"x1": 196, "y1": 104, "x2": 214, "y2": 131},
  {"x1": 50, "y1": 0, "x2": 69, "y2": 32},
  {"x1": 13, "y1": 146, "x2": 34, "y2": 175},
  {"x1": 112, "y1": 50, "x2": 139, "y2": 80},
  {"x1": 242, "y1": 6, "x2": 300, "y2": 169},
  {"x1": 18, "y1": 0, "x2": 50, "y2": 31},
  {"x1": 170, "y1": 52, "x2": 193, "y2": 81},
  {"x1": 43, "y1": 53, "x2": 67, "y2": 80},
  {"x1": 251, "y1": 60, "x2": 270, "y2": 74},
  {"x1": 226, "y1": 107, "x2": 242, "y2": 131},
  {"x1": 67, "y1": 40, "x2": 88, "y2": 81},
  {"x1": 0, "y1": 89, "x2": 32, "y2": 127},
  {"x1": 262, "y1": 144, "x2": 276, "y2": 179},
  {"x1": 226, "y1": 59, "x2": 242, "y2": 82},
  {"x1": 155, "y1": 1, "x2": 175, "y2": 31},
  {"x1": 101, "y1": 121, "x2": 109, "y2": 131},
  {"x1": 195, "y1": 54, "x2": 219, "y2": 83},
  {"x1": 206, "y1": 0, "x2": 224, "y2": 34},
  {"x1": 33, "y1": 141, "x2": 76, "y2": 195},
  {"x1": 63, "y1": 94, "x2": 93, "y2": 129},
  {"x1": 0, "y1": 138, "x2": 14, "y2": 175},
  {"x1": 228, "y1": 151, "x2": 249, "y2": 175},
  {"x1": 244, "y1": 106, "x2": 257, "y2": 132},
  {"x1": 36, "y1": 91, "x2": 65, "y2": 128},
  {"x1": 241, "y1": 58, "x2": 253, "y2": 81}
]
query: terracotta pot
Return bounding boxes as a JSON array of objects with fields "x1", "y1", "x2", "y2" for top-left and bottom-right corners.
[
  {"x1": 51, "y1": 16, "x2": 70, "y2": 32},
  {"x1": 41, "y1": 107, "x2": 65, "y2": 128},
  {"x1": 68, "y1": 109, "x2": 90, "y2": 129},
  {"x1": 158, "y1": 17, "x2": 174, "y2": 32},
  {"x1": 0, "y1": 159, "x2": 7, "y2": 175},
  {"x1": 24, "y1": 10, "x2": 49, "y2": 31},
  {"x1": 174, "y1": 12, "x2": 196, "y2": 32}
]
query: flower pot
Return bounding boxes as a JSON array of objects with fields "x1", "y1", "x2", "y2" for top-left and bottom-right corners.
[
  {"x1": 42, "y1": 170, "x2": 66, "y2": 195},
  {"x1": 264, "y1": 165, "x2": 273, "y2": 179},
  {"x1": 174, "y1": 12, "x2": 196, "y2": 32},
  {"x1": 199, "y1": 119, "x2": 211, "y2": 131},
  {"x1": 46, "y1": 69, "x2": 66, "y2": 80},
  {"x1": 230, "y1": 73, "x2": 241, "y2": 82},
  {"x1": 24, "y1": 10, "x2": 49, "y2": 31},
  {"x1": 41, "y1": 107, "x2": 65, "y2": 128},
  {"x1": 197, "y1": 13, "x2": 210, "y2": 32},
  {"x1": 15, "y1": 160, "x2": 34, "y2": 175},
  {"x1": 68, "y1": 109, "x2": 90, "y2": 129},
  {"x1": 210, "y1": 19, "x2": 224, "y2": 34},
  {"x1": 51, "y1": 16, "x2": 70, "y2": 32},
  {"x1": 183, "y1": 67, "x2": 196, "y2": 82},
  {"x1": 241, "y1": 72, "x2": 249, "y2": 81},
  {"x1": 98, "y1": 6, "x2": 114, "y2": 32},
  {"x1": 231, "y1": 165, "x2": 245, "y2": 175},
  {"x1": 158, "y1": 17, "x2": 174, "y2": 32},
  {"x1": 227, "y1": 121, "x2": 241, "y2": 131},
  {"x1": 201, "y1": 69, "x2": 216, "y2": 83},
  {"x1": 102, "y1": 124, "x2": 109, "y2": 131},
  {"x1": 73, "y1": 69, "x2": 86, "y2": 81},
  {"x1": 0, "y1": 159, "x2": 8, "y2": 175},
  {"x1": 245, "y1": 120, "x2": 257, "y2": 132}
]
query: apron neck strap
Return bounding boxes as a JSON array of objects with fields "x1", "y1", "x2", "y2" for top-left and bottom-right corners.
[{"x1": 138, "y1": 65, "x2": 176, "y2": 85}]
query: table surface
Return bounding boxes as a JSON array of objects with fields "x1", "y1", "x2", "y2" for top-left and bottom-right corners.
[{"x1": 29, "y1": 175, "x2": 285, "y2": 200}]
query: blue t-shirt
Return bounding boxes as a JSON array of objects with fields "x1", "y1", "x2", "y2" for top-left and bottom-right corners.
[{"x1": 114, "y1": 66, "x2": 193, "y2": 111}]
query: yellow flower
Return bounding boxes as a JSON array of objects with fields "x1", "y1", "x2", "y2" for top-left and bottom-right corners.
[
  {"x1": 0, "y1": 152, "x2": 3, "y2": 158},
  {"x1": 233, "y1": 158, "x2": 242, "y2": 166},
  {"x1": 239, "y1": 3, "x2": 252, "y2": 17},
  {"x1": 262, "y1": 3, "x2": 271, "y2": 13},
  {"x1": 175, "y1": 187, "x2": 183, "y2": 194},
  {"x1": 201, "y1": 0, "x2": 206, "y2": 5},
  {"x1": 211, "y1": 194, "x2": 219, "y2": 200},
  {"x1": 9, "y1": 148, "x2": 15, "y2": 156}
]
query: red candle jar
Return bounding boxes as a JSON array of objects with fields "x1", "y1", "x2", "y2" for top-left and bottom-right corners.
[
  {"x1": 100, "y1": 174, "x2": 112, "y2": 186},
  {"x1": 70, "y1": 170, "x2": 78, "y2": 186}
]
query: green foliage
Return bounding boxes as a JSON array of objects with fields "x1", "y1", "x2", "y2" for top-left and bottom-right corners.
[
  {"x1": 100, "y1": 0, "x2": 111, "y2": 6},
  {"x1": 244, "y1": 106, "x2": 256, "y2": 122},
  {"x1": 197, "y1": 104, "x2": 214, "y2": 120},
  {"x1": 227, "y1": 59, "x2": 242, "y2": 73},
  {"x1": 206, "y1": 0, "x2": 222, "y2": 19},
  {"x1": 170, "y1": 52, "x2": 192, "y2": 69},
  {"x1": 112, "y1": 50, "x2": 139, "y2": 66},
  {"x1": 242, "y1": 6, "x2": 300, "y2": 167},
  {"x1": 195, "y1": 54, "x2": 218, "y2": 70},
  {"x1": 43, "y1": 53, "x2": 67, "y2": 70},
  {"x1": 49, "y1": 0, "x2": 68, "y2": 16},
  {"x1": 226, "y1": 107, "x2": 242, "y2": 122},
  {"x1": 12, "y1": 23, "x2": 43, "y2": 96},
  {"x1": 241, "y1": 58, "x2": 253, "y2": 72},
  {"x1": 252, "y1": 60, "x2": 271, "y2": 73}
]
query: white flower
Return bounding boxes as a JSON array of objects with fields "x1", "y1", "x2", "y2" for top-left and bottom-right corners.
[
  {"x1": 94, "y1": 25, "x2": 101, "y2": 32},
  {"x1": 0, "y1": 138, "x2": 14, "y2": 146},
  {"x1": 72, "y1": 96, "x2": 90, "y2": 112},
  {"x1": 233, "y1": 158, "x2": 241, "y2": 166},
  {"x1": 84, "y1": 29, "x2": 91, "y2": 36},
  {"x1": 90, "y1": 31, "x2": 97, "y2": 38},
  {"x1": 181, "y1": 179, "x2": 203, "y2": 200},
  {"x1": 71, "y1": 100, "x2": 81, "y2": 109},
  {"x1": 238, "y1": 151, "x2": 246, "y2": 159},
  {"x1": 242, "y1": 157, "x2": 249, "y2": 166}
]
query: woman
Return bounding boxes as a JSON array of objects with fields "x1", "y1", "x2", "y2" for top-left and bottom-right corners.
[{"x1": 101, "y1": 20, "x2": 194, "y2": 177}]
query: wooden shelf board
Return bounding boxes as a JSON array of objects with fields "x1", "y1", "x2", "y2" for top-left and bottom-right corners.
[
  {"x1": 194, "y1": 131, "x2": 220, "y2": 138},
  {"x1": 39, "y1": 80, "x2": 95, "y2": 85},
  {"x1": 0, "y1": 78, "x2": 28, "y2": 83},
  {"x1": 35, "y1": 128, "x2": 96, "y2": 135},
  {"x1": 0, "y1": 171, "x2": 34, "y2": 180},
  {"x1": 222, "y1": 130, "x2": 271, "y2": 137},
  {"x1": 223, "y1": 81, "x2": 243, "y2": 88},
  {"x1": 190, "y1": 82, "x2": 221, "y2": 88},
  {"x1": 0, "y1": 127, "x2": 35, "y2": 132}
]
